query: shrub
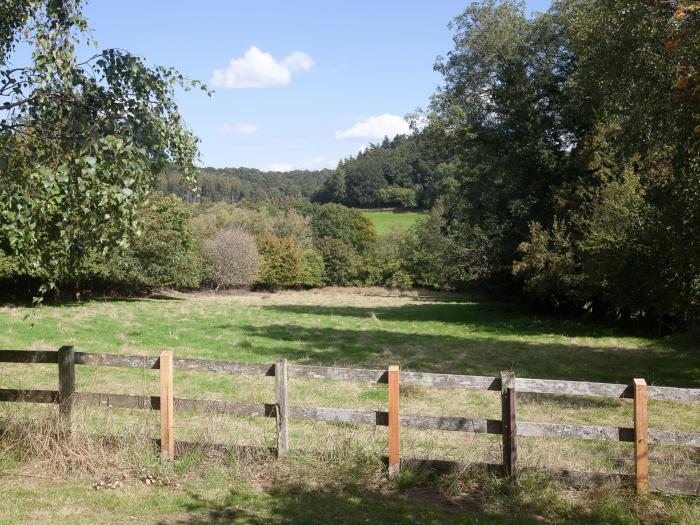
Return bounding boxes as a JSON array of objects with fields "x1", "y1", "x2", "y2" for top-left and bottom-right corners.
[
  {"x1": 300, "y1": 249, "x2": 325, "y2": 287},
  {"x1": 377, "y1": 186, "x2": 417, "y2": 208},
  {"x1": 271, "y1": 209, "x2": 313, "y2": 248},
  {"x1": 191, "y1": 204, "x2": 274, "y2": 241},
  {"x1": 110, "y1": 193, "x2": 205, "y2": 291},
  {"x1": 202, "y1": 228, "x2": 261, "y2": 288},
  {"x1": 256, "y1": 235, "x2": 304, "y2": 287},
  {"x1": 355, "y1": 233, "x2": 414, "y2": 288},
  {"x1": 316, "y1": 237, "x2": 358, "y2": 286},
  {"x1": 311, "y1": 203, "x2": 377, "y2": 252}
]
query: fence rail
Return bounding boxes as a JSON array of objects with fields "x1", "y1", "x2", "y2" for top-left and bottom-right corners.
[{"x1": 1, "y1": 348, "x2": 699, "y2": 495}]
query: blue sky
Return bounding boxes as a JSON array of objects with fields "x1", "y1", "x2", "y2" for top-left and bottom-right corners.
[{"x1": 81, "y1": 1, "x2": 551, "y2": 170}]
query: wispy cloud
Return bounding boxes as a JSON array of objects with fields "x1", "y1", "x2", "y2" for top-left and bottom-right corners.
[
  {"x1": 217, "y1": 122, "x2": 259, "y2": 135},
  {"x1": 335, "y1": 114, "x2": 410, "y2": 140},
  {"x1": 211, "y1": 46, "x2": 314, "y2": 89},
  {"x1": 268, "y1": 157, "x2": 337, "y2": 172}
]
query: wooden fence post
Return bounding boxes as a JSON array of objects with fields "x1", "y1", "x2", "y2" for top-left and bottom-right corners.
[
  {"x1": 275, "y1": 358, "x2": 289, "y2": 458},
  {"x1": 57, "y1": 345, "x2": 75, "y2": 436},
  {"x1": 159, "y1": 351, "x2": 174, "y2": 461},
  {"x1": 388, "y1": 365, "x2": 400, "y2": 479},
  {"x1": 501, "y1": 371, "x2": 517, "y2": 481},
  {"x1": 633, "y1": 378, "x2": 649, "y2": 494}
]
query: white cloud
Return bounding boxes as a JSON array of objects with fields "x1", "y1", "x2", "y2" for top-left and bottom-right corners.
[
  {"x1": 335, "y1": 114, "x2": 410, "y2": 140},
  {"x1": 268, "y1": 163, "x2": 295, "y2": 172},
  {"x1": 268, "y1": 157, "x2": 337, "y2": 172},
  {"x1": 217, "y1": 122, "x2": 259, "y2": 135},
  {"x1": 211, "y1": 46, "x2": 314, "y2": 89}
]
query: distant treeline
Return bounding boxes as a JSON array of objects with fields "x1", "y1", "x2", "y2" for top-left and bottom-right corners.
[
  {"x1": 156, "y1": 166, "x2": 332, "y2": 204},
  {"x1": 312, "y1": 134, "x2": 449, "y2": 209},
  {"x1": 157, "y1": 133, "x2": 449, "y2": 210}
]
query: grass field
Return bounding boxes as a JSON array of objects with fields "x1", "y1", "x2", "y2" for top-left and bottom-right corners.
[
  {"x1": 0, "y1": 288, "x2": 698, "y2": 524},
  {"x1": 362, "y1": 210, "x2": 425, "y2": 235}
]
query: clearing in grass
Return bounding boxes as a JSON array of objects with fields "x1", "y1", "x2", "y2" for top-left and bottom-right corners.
[{"x1": 362, "y1": 210, "x2": 426, "y2": 235}]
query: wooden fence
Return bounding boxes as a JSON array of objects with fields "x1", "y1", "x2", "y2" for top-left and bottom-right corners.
[{"x1": 1, "y1": 347, "x2": 699, "y2": 495}]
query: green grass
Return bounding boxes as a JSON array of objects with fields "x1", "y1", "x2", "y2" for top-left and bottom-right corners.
[
  {"x1": 0, "y1": 288, "x2": 698, "y2": 524},
  {"x1": 362, "y1": 209, "x2": 425, "y2": 235}
]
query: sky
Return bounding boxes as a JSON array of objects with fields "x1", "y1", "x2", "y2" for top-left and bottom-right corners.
[{"x1": 77, "y1": 1, "x2": 552, "y2": 171}]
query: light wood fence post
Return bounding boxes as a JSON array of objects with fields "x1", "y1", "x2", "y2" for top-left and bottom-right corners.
[
  {"x1": 58, "y1": 345, "x2": 75, "y2": 436},
  {"x1": 500, "y1": 371, "x2": 517, "y2": 481},
  {"x1": 388, "y1": 365, "x2": 400, "y2": 479},
  {"x1": 633, "y1": 378, "x2": 649, "y2": 494},
  {"x1": 159, "y1": 351, "x2": 174, "y2": 460},
  {"x1": 275, "y1": 358, "x2": 289, "y2": 458}
]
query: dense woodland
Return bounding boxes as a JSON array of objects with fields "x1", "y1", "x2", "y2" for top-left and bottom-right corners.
[
  {"x1": 1, "y1": 1, "x2": 700, "y2": 329},
  {"x1": 156, "y1": 166, "x2": 331, "y2": 203}
]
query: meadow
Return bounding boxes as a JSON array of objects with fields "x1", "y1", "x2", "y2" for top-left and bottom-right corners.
[
  {"x1": 0, "y1": 288, "x2": 698, "y2": 524},
  {"x1": 362, "y1": 210, "x2": 425, "y2": 235}
]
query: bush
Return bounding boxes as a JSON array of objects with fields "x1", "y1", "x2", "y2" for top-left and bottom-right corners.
[
  {"x1": 311, "y1": 203, "x2": 377, "y2": 252},
  {"x1": 202, "y1": 228, "x2": 261, "y2": 288},
  {"x1": 300, "y1": 249, "x2": 325, "y2": 287},
  {"x1": 191, "y1": 204, "x2": 274, "y2": 241},
  {"x1": 354, "y1": 232, "x2": 414, "y2": 288},
  {"x1": 110, "y1": 193, "x2": 205, "y2": 291},
  {"x1": 316, "y1": 237, "x2": 358, "y2": 286},
  {"x1": 377, "y1": 186, "x2": 417, "y2": 208},
  {"x1": 270, "y1": 209, "x2": 313, "y2": 248},
  {"x1": 256, "y1": 235, "x2": 304, "y2": 287}
]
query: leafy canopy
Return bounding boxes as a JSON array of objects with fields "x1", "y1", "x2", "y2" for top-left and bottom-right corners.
[{"x1": 0, "y1": 0, "x2": 208, "y2": 299}]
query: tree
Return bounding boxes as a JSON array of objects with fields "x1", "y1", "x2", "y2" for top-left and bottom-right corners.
[
  {"x1": 203, "y1": 228, "x2": 260, "y2": 288},
  {"x1": 312, "y1": 170, "x2": 346, "y2": 203},
  {"x1": 310, "y1": 204, "x2": 377, "y2": 252},
  {"x1": 0, "y1": 0, "x2": 207, "y2": 300}
]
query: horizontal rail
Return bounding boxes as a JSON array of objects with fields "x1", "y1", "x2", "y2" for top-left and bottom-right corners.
[
  {"x1": 518, "y1": 422, "x2": 634, "y2": 442},
  {"x1": 2, "y1": 350, "x2": 699, "y2": 403},
  {"x1": 2, "y1": 387, "x2": 699, "y2": 447},
  {"x1": 0, "y1": 388, "x2": 59, "y2": 403},
  {"x1": 0, "y1": 350, "x2": 58, "y2": 364}
]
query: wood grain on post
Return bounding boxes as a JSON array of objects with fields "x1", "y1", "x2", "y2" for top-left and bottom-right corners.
[
  {"x1": 633, "y1": 378, "x2": 649, "y2": 494},
  {"x1": 275, "y1": 358, "x2": 289, "y2": 458},
  {"x1": 388, "y1": 365, "x2": 400, "y2": 479},
  {"x1": 58, "y1": 346, "x2": 75, "y2": 436},
  {"x1": 501, "y1": 371, "x2": 517, "y2": 481},
  {"x1": 159, "y1": 351, "x2": 174, "y2": 460}
]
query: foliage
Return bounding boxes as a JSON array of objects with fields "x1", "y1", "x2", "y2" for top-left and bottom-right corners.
[
  {"x1": 191, "y1": 204, "x2": 313, "y2": 249},
  {"x1": 202, "y1": 228, "x2": 260, "y2": 288},
  {"x1": 402, "y1": 205, "x2": 455, "y2": 290},
  {"x1": 413, "y1": 0, "x2": 700, "y2": 325},
  {"x1": 256, "y1": 235, "x2": 304, "y2": 287},
  {"x1": 299, "y1": 249, "x2": 325, "y2": 287},
  {"x1": 158, "y1": 165, "x2": 331, "y2": 204},
  {"x1": 0, "y1": 0, "x2": 205, "y2": 299},
  {"x1": 109, "y1": 193, "x2": 205, "y2": 291},
  {"x1": 311, "y1": 132, "x2": 451, "y2": 210},
  {"x1": 311, "y1": 170, "x2": 346, "y2": 204},
  {"x1": 311, "y1": 204, "x2": 377, "y2": 252},
  {"x1": 377, "y1": 186, "x2": 417, "y2": 208},
  {"x1": 315, "y1": 237, "x2": 358, "y2": 286},
  {"x1": 354, "y1": 232, "x2": 414, "y2": 288}
]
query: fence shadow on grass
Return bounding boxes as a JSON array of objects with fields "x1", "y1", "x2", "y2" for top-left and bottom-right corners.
[
  {"x1": 161, "y1": 479, "x2": 650, "y2": 525},
  {"x1": 235, "y1": 323, "x2": 700, "y2": 388}
]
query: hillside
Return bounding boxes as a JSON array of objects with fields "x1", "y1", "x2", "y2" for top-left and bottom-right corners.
[{"x1": 156, "y1": 166, "x2": 332, "y2": 203}]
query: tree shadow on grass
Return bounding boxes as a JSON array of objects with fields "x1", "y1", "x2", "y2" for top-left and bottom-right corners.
[
  {"x1": 257, "y1": 303, "x2": 646, "y2": 340},
  {"x1": 161, "y1": 479, "x2": 651, "y2": 525},
  {"x1": 164, "y1": 483, "x2": 531, "y2": 525},
  {"x1": 236, "y1": 324, "x2": 700, "y2": 388}
]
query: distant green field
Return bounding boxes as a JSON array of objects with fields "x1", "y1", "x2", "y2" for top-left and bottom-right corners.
[{"x1": 362, "y1": 210, "x2": 425, "y2": 235}]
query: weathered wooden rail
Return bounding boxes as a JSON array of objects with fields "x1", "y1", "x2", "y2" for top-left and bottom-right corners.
[{"x1": 1, "y1": 347, "x2": 699, "y2": 495}]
